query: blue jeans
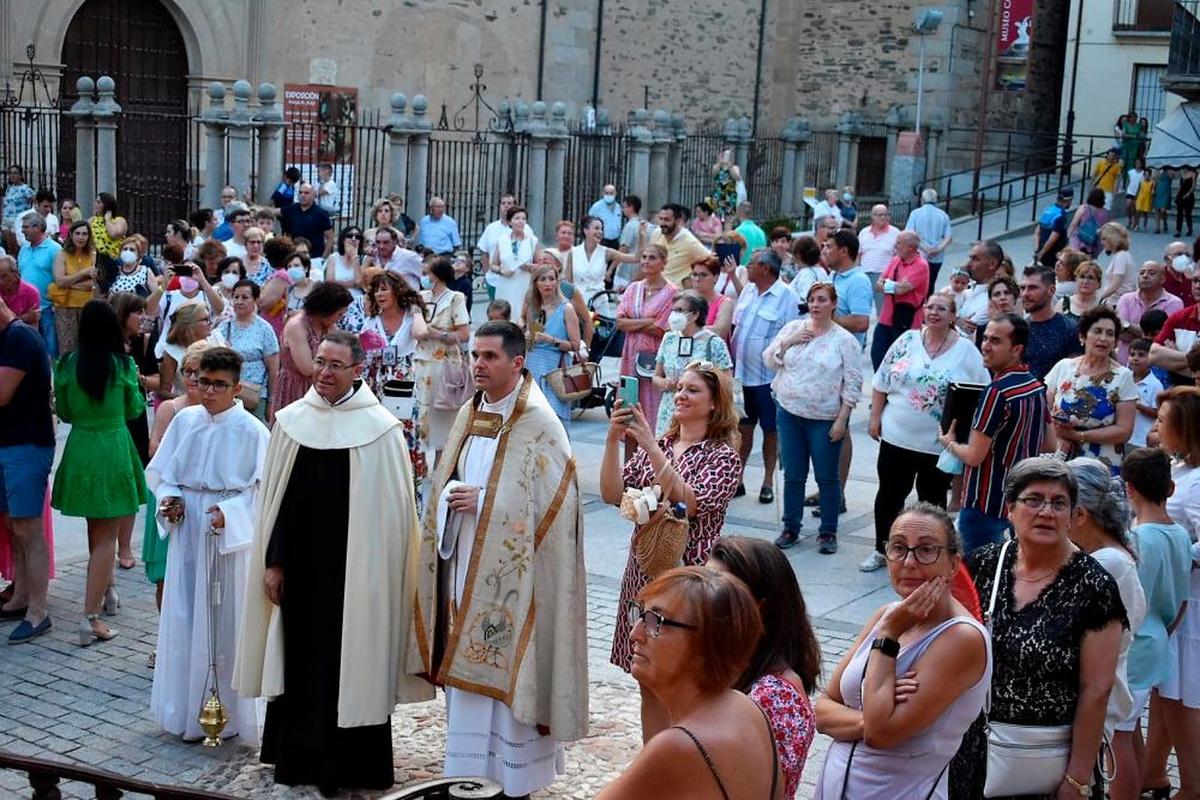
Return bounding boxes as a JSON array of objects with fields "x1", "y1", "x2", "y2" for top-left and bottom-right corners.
[
  {"x1": 957, "y1": 506, "x2": 1010, "y2": 554},
  {"x1": 777, "y1": 405, "x2": 843, "y2": 535},
  {"x1": 38, "y1": 305, "x2": 58, "y2": 360}
]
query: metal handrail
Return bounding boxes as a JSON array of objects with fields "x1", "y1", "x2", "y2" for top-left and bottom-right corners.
[{"x1": 0, "y1": 751, "x2": 238, "y2": 799}]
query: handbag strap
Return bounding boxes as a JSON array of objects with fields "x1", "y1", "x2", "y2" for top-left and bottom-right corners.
[{"x1": 982, "y1": 538, "x2": 1012, "y2": 716}]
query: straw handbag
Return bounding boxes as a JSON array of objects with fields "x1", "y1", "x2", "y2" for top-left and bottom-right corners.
[
  {"x1": 631, "y1": 461, "x2": 690, "y2": 578},
  {"x1": 545, "y1": 352, "x2": 597, "y2": 402}
]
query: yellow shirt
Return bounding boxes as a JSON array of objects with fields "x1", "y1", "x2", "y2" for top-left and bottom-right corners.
[
  {"x1": 651, "y1": 227, "x2": 711, "y2": 286},
  {"x1": 49, "y1": 250, "x2": 96, "y2": 308},
  {"x1": 1093, "y1": 159, "x2": 1120, "y2": 193}
]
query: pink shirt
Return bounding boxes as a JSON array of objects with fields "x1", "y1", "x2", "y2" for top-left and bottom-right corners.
[
  {"x1": 2, "y1": 280, "x2": 41, "y2": 319},
  {"x1": 1117, "y1": 289, "x2": 1184, "y2": 363},
  {"x1": 879, "y1": 254, "x2": 930, "y2": 329}
]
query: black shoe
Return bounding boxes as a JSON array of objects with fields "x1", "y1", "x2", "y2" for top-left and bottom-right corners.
[
  {"x1": 774, "y1": 530, "x2": 799, "y2": 550},
  {"x1": 811, "y1": 500, "x2": 848, "y2": 518},
  {"x1": 817, "y1": 534, "x2": 838, "y2": 554},
  {"x1": 759, "y1": 486, "x2": 774, "y2": 504},
  {"x1": 803, "y1": 493, "x2": 819, "y2": 507},
  {"x1": 734, "y1": 483, "x2": 746, "y2": 497}
]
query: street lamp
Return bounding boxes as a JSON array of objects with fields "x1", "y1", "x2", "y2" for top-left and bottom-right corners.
[{"x1": 914, "y1": 9, "x2": 944, "y2": 133}]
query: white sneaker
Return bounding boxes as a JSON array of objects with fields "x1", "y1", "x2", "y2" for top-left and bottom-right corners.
[{"x1": 859, "y1": 551, "x2": 887, "y2": 572}]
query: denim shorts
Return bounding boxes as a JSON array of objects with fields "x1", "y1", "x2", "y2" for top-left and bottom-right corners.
[
  {"x1": 739, "y1": 383, "x2": 778, "y2": 432},
  {"x1": 0, "y1": 444, "x2": 55, "y2": 518}
]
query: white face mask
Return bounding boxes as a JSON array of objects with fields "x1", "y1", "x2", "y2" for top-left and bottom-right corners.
[
  {"x1": 1173, "y1": 254, "x2": 1195, "y2": 276},
  {"x1": 842, "y1": 193, "x2": 854, "y2": 203},
  {"x1": 667, "y1": 311, "x2": 689, "y2": 332},
  {"x1": 603, "y1": 193, "x2": 616, "y2": 204},
  {"x1": 119, "y1": 249, "x2": 139, "y2": 266},
  {"x1": 287, "y1": 265, "x2": 306, "y2": 282},
  {"x1": 220, "y1": 272, "x2": 239, "y2": 289}
]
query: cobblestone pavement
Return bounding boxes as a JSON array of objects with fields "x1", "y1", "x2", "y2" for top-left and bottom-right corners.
[{"x1": 0, "y1": 550, "x2": 856, "y2": 799}]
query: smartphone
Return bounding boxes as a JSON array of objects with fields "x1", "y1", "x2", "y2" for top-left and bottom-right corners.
[
  {"x1": 619, "y1": 375, "x2": 640, "y2": 411},
  {"x1": 714, "y1": 242, "x2": 742, "y2": 266},
  {"x1": 173, "y1": 264, "x2": 194, "y2": 276}
]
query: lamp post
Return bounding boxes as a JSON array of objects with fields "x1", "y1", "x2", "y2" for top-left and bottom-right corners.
[
  {"x1": 914, "y1": 9, "x2": 944, "y2": 133},
  {"x1": 1062, "y1": 0, "x2": 1085, "y2": 177}
]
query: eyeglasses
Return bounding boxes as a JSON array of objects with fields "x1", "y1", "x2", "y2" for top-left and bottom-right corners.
[
  {"x1": 344, "y1": 233, "x2": 363, "y2": 240},
  {"x1": 625, "y1": 600, "x2": 697, "y2": 638},
  {"x1": 312, "y1": 358, "x2": 355, "y2": 372},
  {"x1": 245, "y1": 239, "x2": 264, "y2": 244},
  {"x1": 197, "y1": 378, "x2": 233, "y2": 392},
  {"x1": 182, "y1": 368, "x2": 200, "y2": 378},
  {"x1": 1014, "y1": 495, "x2": 1073, "y2": 514},
  {"x1": 885, "y1": 542, "x2": 947, "y2": 565}
]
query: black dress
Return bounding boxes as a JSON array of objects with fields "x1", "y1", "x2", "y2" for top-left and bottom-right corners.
[
  {"x1": 258, "y1": 446, "x2": 394, "y2": 798},
  {"x1": 950, "y1": 541, "x2": 1128, "y2": 800},
  {"x1": 125, "y1": 333, "x2": 157, "y2": 467}
]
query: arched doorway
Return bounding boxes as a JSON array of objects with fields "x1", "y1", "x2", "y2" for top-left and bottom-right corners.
[{"x1": 59, "y1": 0, "x2": 191, "y2": 234}]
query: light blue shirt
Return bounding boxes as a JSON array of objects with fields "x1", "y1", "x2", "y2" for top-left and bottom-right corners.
[
  {"x1": 904, "y1": 203, "x2": 952, "y2": 263},
  {"x1": 587, "y1": 198, "x2": 623, "y2": 240},
  {"x1": 831, "y1": 266, "x2": 874, "y2": 346},
  {"x1": 17, "y1": 238, "x2": 62, "y2": 309},
  {"x1": 731, "y1": 279, "x2": 799, "y2": 387},
  {"x1": 1128, "y1": 521, "x2": 1192, "y2": 691},
  {"x1": 417, "y1": 214, "x2": 462, "y2": 254}
]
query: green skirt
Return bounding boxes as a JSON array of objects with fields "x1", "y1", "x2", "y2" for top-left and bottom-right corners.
[
  {"x1": 141, "y1": 488, "x2": 168, "y2": 584},
  {"x1": 51, "y1": 426, "x2": 146, "y2": 519}
]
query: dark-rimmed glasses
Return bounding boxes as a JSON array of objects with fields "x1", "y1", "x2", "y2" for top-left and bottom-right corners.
[
  {"x1": 198, "y1": 378, "x2": 233, "y2": 393},
  {"x1": 626, "y1": 600, "x2": 698, "y2": 638},
  {"x1": 885, "y1": 542, "x2": 947, "y2": 565},
  {"x1": 1014, "y1": 495, "x2": 1072, "y2": 514}
]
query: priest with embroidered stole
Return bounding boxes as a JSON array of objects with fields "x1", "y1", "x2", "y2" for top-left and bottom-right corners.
[
  {"x1": 234, "y1": 330, "x2": 431, "y2": 798},
  {"x1": 411, "y1": 320, "x2": 588, "y2": 798},
  {"x1": 147, "y1": 347, "x2": 268, "y2": 744}
]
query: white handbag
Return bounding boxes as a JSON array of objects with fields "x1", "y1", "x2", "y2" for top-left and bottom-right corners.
[{"x1": 982, "y1": 539, "x2": 1073, "y2": 798}]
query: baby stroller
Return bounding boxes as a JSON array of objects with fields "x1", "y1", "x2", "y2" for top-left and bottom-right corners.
[{"x1": 575, "y1": 289, "x2": 624, "y2": 416}]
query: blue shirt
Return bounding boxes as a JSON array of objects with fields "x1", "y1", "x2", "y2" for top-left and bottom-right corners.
[
  {"x1": 1127, "y1": 521, "x2": 1192, "y2": 691},
  {"x1": 587, "y1": 198, "x2": 623, "y2": 240},
  {"x1": 219, "y1": 315, "x2": 279, "y2": 392},
  {"x1": 17, "y1": 238, "x2": 63, "y2": 309},
  {"x1": 962, "y1": 365, "x2": 1048, "y2": 519},
  {"x1": 417, "y1": 214, "x2": 462, "y2": 254},
  {"x1": 905, "y1": 203, "x2": 952, "y2": 263},
  {"x1": 731, "y1": 279, "x2": 799, "y2": 387},
  {"x1": 831, "y1": 266, "x2": 874, "y2": 346},
  {"x1": 1025, "y1": 313, "x2": 1082, "y2": 381}
]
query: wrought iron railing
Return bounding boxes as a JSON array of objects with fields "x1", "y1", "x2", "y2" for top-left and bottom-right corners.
[
  {"x1": 1113, "y1": 0, "x2": 1176, "y2": 31},
  {"x1": 1168, "y1": 0, "x2": 1200, "y2": 76}
]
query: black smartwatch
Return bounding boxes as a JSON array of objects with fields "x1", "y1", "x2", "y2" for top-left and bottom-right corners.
[{"x1": 870, "y1": 636, "x2": 900, "y2": 658}]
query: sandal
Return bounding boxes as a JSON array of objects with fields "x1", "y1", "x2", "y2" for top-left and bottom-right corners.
[{"x1": 117, "y1": 557, "x2": 136, "y2": 570}]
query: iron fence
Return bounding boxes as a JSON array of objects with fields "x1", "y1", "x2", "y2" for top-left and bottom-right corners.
[
  {"x1": 1169, "y1": 1, "x2": 1200, "y2": 78},
  {"x1": 562, "y1": 126, "x2": 630, "y2": 228},
  {"x1": 427, "y1": 130, "x2": 529, "y2": 247},
  {"x1": 0, "y1": 105, "x2": 62, "y2": 199},
  {"x1": 114, "y1": 108, "x2": 196, "y2": 234},
  {"x1": 676, "y1": 131, "x2": 725, "y2": 209}
]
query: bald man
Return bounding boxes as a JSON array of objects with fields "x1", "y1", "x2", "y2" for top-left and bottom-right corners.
[
  {"x1": 280, "y1": 182, "x2": 334, "y2": 257},
  {"x1": 870, "y1": 230, "x2": 930, "y2": 370},
  {"x1": 858, "y1": 203, "x2": 901, "y2": 313},
  {"x1": 417, "y1": 196, "x2": 461, "y2": 255}
]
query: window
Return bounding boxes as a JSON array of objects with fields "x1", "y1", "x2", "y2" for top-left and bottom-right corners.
[
  {"x1": 856, "y1": 137, "x2": 887, "y2": 196},
  {"x1": 1131, "y1": 64, "x2": 1168, "y2": 127}
]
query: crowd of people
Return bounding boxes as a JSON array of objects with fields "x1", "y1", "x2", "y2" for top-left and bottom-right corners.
[{"x1": 2, "y1": 153, "x2": 1200, "y2": 800}]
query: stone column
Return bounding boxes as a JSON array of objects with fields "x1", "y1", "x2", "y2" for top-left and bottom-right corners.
[
  {"x1": 647, "y1": 110, "x2": 671, "y2": 213},
  {"x1": 525, "y1": 102, "x2": 550, "y2": 235},
  {"x1": 226, "y1": 80, "x2": 255, "y2": 201},
  {"x1": 883, "y1": 106, "x2": 910, "y2": 204},
  {"x1": 67, "y1": 77, "x2": 96, "y2": 210},
  {"x1": 509, "y1": 101, "x2": 530, "y2": 197},
  {"x1": 544, "y1": 102, "x2": 569, "y2": 229},
  {"x1": 92, "y1": 76, "x2": 121, "y2": 198},
  {"x1": 200, "y1": 83, "x2": 229, "y2": 210},
  {"x1": 385, "y1": 93, "x2": 411, "y2": 199},
  {"x1": 925, "y1": 113, "x2": 947, "y2": 183},
  {"x1": 793, "y1": 121, "x2": 812, "y2": 216},
  {"x1": 667, "y1": 112, "x2": 685, "y2": 203},
  {"x1": 405, "y1": 95, "x2": 433, "y2": 218},
  {"x1": 835, "y1": 112, "x2": 862, "y2": 191},
  {"x1": 254, "y1": 82, "x2": 284, "y2": 205},
  {"x1": 735, "y1": 116, "x2": 752, "y2": 175},
  {"x1": 627, "y1": 109, "x2": 653, "y2": 206}
]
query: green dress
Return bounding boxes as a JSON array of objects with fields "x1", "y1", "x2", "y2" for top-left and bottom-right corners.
[{"x1": 51, "y1": 354, "x2": 147, "y2": 519}]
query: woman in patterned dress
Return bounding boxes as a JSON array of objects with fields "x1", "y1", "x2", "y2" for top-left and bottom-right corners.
[
  {"x1": 411, "y1": 256, "x2": 471, "y2": 466},
  {"x1": 359, "y1": 270, "x2": 428, "y2": 506},
  {"x1": 273, "y1": 282, "x2": 352, "y2": 414},
  {"x1": 600, "y1": 361, "x2": 741, "y2": 739},
  {"x1": 709, "y1": 535, "x2": 822, "y2": 800},
  {"x1": 1045, "y1": 306, "x2": 1137, "y2": 475},
  {"x1": 616, "y1": 244, "x2": 678, "y2": 447}
]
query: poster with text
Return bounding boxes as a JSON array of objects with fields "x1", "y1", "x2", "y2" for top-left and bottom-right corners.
[
  {"x1": 283, "y1": 84, "x2": 358, "y2": 219},
  {"x1": 995, "y1": 0, "x2": 1034, "y2": 91}
]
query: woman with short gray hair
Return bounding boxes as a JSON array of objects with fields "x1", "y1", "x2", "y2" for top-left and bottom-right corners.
[
  {"x1": 1067, "y1": 457, "x2": 1146, "y2": 800},
  {"x1": 967, "y1": 457, "x2": 1128, "y2": 799}
]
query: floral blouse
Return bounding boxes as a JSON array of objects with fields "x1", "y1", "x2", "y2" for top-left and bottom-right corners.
[
  {"x1": 765, "y1": 321, "x2": 863, "y2": 420},
  {"x1": 1045, "y1": 357, "x2": 1138, "y2": 473},
  {"x1": 751, "y1": 674, "x2": 814, "y2": 800},
  {"x1": 653, "y1": 330, "x2": 732, "y2": 436}
]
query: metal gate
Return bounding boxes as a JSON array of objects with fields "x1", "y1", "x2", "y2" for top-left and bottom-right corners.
[{"x1": 59, "y1": 0, "x2": 192, "y2": 234}]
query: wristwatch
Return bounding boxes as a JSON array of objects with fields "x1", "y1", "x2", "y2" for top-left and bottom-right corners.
[
  {"x1": 1063, "y1": 772, "x2": 1091, "y2": 796},
  {"x1": 869, "y1": 636, "x2": 900, "y2": 658}
]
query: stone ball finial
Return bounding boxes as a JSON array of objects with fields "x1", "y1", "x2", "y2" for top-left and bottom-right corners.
[
  {"x1": 531, "y1": 100, "x2": 546, "y2": 119},
  {"x1": 391, "y1": 93, "x2": 407, "y2": 112},
  {"x1": 596, "y1": 107, "x2": 611, "y2": 126},
  {"x1": 498, "y1": 100, "x2": 511, "y2": 114},
  {"x1": 257, "y1": 83, "x2": 277, "y2": 103},
  {"x1": 75, "y1": 76, "x2": 95, "y2": 95},
  {"x1": 632, "y1": 108, "x2": 649, "y2": 123},
  {"x1": 97, "y1": 75, "x2": 115, "y2": 94},
  {"x1": 551, "y1": 101, "x2": 566, "y2": 119},
  {"x1": 514, "y1": 101, "x2": 529, "y2": 120},
  {"x1": 208, "y1": 82, "x2": 227, "y2": 101},
  {"x1": 233, "y1": 80, "x2": 252, "y2": 101},
  {"x1": 412, "y1": 95, "x2": 428, "y2": 114},
  {"x1": 652, "y1": 109, "x2": 670, "y2": 127}
]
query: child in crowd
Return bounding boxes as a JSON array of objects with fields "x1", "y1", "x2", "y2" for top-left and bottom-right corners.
[
  {"x1": 1128, "y1": 338, "x2": 1163, "y2": 447},
  {"x1": 945, "y1": 268, "x2": 972, "y2": 310},
  {"x1": 486, "y1": 298, "x2": 511, "y2": 321},
  {"x1": 1140, "y1": 308, "x2": 1173, "y2": 385}
]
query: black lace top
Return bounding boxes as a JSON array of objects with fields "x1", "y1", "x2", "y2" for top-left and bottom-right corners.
[{"x1": 968, "y1": 541, "x2": 1128, "y2": 726}]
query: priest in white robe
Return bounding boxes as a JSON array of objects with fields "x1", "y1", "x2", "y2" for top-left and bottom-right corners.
[
  {"x1": 412, "y1": 320, "x2": 589, "y2": 799},
  {"x1": 234, "y1": 330, "x2": 431, "y2": 798},
  {"x1": 146, "y1": 347, "x2": 268, "y2": 743}
]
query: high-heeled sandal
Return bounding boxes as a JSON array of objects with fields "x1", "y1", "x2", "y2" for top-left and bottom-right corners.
[
  {"x1": 78, "y1": 615, "x2": 117, "y2": 647},
  {"x1": 102, "y1": 586, "x2": 120, "y2": 616}
]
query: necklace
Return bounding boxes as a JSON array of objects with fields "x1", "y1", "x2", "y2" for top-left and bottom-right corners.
[
  {"x1": 1015, "y1": 569, "x2": 1058, "y2": 583},
  {"x1": 923, "y1": 327, "x2": 953, "y2": 357}
]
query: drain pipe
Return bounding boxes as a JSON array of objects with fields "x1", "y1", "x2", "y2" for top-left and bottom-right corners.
[
  {"x1": 591, "y1": 0, "x2": 605, "y2": 110},
  {"x1": 536, "y1": 0, "x2": 548, "y2": 99},
  {"x1": 751, "y1": 0, "x2": 768, "y2": 136}
]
